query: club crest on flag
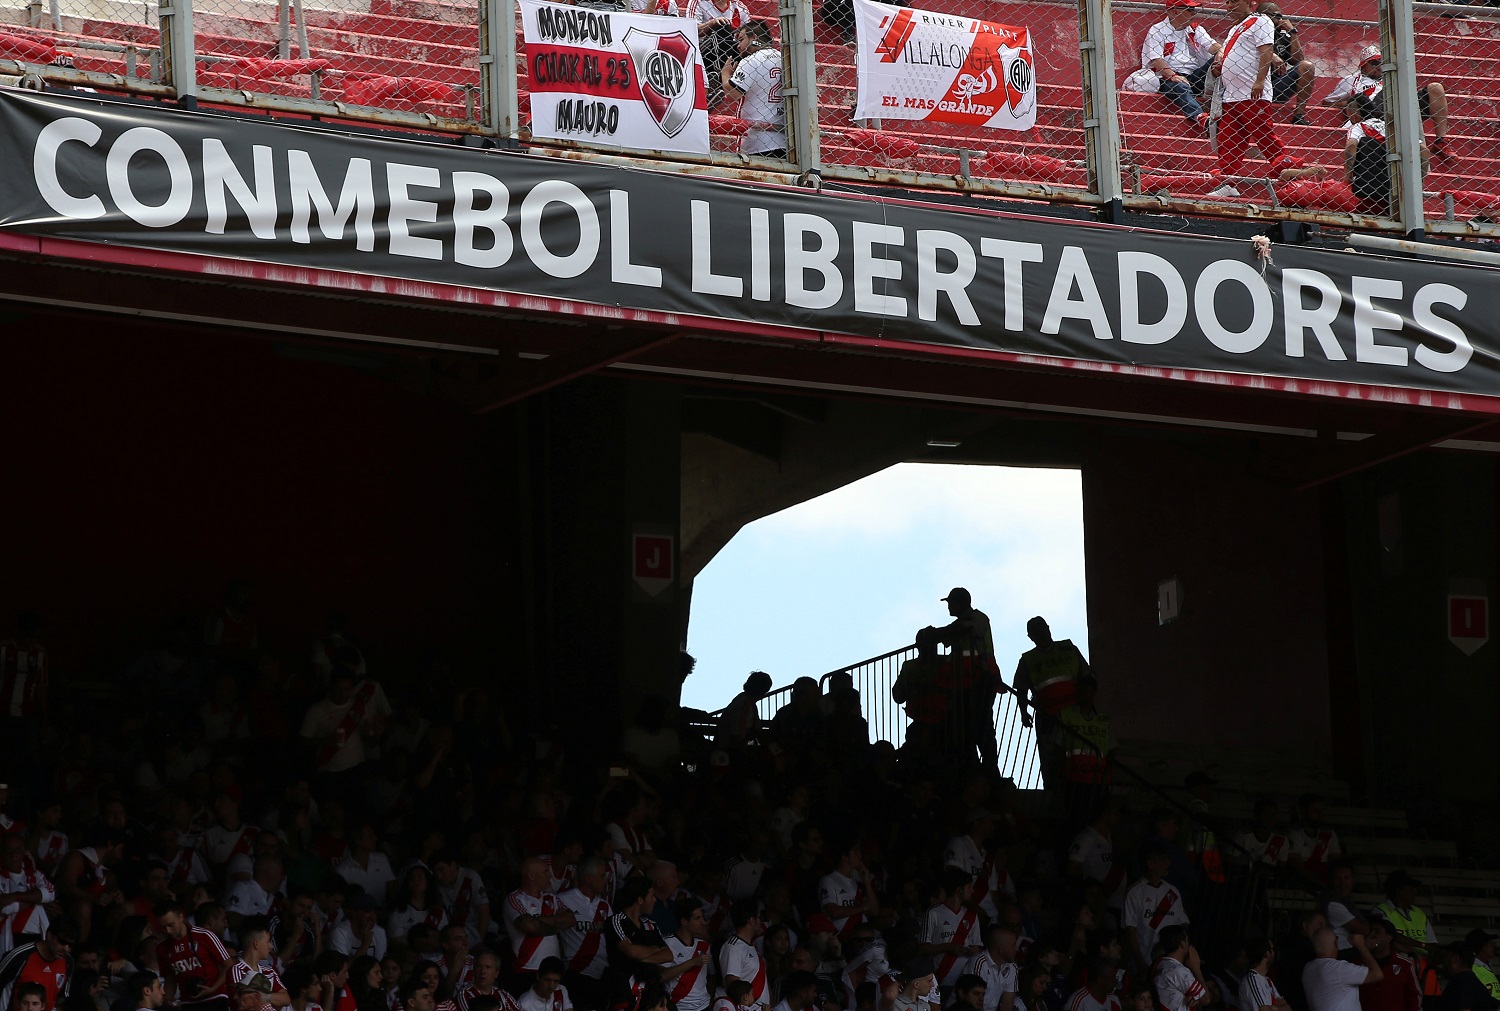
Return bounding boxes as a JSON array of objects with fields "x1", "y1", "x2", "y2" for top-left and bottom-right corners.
[{"x1": 624, "y1": 28, "x2": 699, "y2": 138}]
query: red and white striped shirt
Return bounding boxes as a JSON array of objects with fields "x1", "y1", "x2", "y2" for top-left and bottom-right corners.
[{"x1": 0, "y1": 642, "x2": 46, "y2": 718}]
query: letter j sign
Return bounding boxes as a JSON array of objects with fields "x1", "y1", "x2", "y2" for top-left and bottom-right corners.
[
  {"x1": 1448, "y1": 594, "x2": 1489, "y2": 656},
  {"x1": 633, "y1": 531, "x2": 674, "y2": 596}
]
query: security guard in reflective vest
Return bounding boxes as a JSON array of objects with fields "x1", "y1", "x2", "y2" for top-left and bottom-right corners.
[
  {"x1": 1378, "y1": 870, "x2": 1439, "y2": 996},
  {"x1": 1466, "y1": 929, "x2": 1500, "y2": 1002}
]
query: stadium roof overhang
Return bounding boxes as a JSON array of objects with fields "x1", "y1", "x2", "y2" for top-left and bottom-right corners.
[{"x1": 6, "y1": 87, "x2": 1500, "y2": 489}]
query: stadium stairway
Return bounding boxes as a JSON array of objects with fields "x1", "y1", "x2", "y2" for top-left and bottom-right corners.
[{"x1": 1115, "y1": 738, "x2": 1500, "y2": 944}]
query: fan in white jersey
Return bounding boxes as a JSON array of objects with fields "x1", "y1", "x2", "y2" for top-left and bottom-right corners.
[
  {"x1": 515, "y1": 957, "x2": 572, "y2": 1011},
  {"x1": 661, "y1": 899, "x2": 713, "y2": 1011},
  {"x1": 721, "y1": 20, "x2": 786, "y2": 157},
  {"x1": 1237, "y1": 939, "x2": 1286, "y2": 1011},
  {"x1": 817, "y1": 839, "x2": 878, "y2": 943},
  {"x1": 964, "y1": 926, "x2": 1019, "y2": 1011},
  {"x1": 1152, "y1": 927, "x2": 1207, "y2": 1011},
  {"x1": 556, "y1": 858, "x2": 612, "y2": 1008},
  {"x1": 920, "y1": 869, "x2": 984, "y2": 989},
  {"x1": 1121, "y1": 851, "x2": 1188, "y2": 976},
  {"x1": 233, "y1": 917, "x2": 290, "y2": 1008},
  {"x1": 1066, "y1": 961, "x2": 1124, "y2": 1011}
]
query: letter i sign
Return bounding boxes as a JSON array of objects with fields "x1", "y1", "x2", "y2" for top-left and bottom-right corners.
[{"x1": 1447, "y1": 594, "x2": 1488, "y2": 655}]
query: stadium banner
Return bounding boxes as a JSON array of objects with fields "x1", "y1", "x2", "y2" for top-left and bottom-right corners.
[
  {"x1": 520, "y1": 0, "x2": 710, "y2": 154},
  {"x1": 0, "y1": 88, "x2": 1497, "y2": 399},
  {"x1": 852, "y1": 0, "x2": 1036, "y2": 130}
]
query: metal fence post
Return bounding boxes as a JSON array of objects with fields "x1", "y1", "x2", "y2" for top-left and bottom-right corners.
[
  {"x1": 780, "y1": 0, "x2": 821, "y2": 178},
  {"x1": 481, "y1": 0, "x2": 519, "y2": 140},
  {"x1": 159, "y1": 0, "x2": 196, "y2": 101},
  {"x1": 1079, "y1": 0, "x2": 1122, "y2": 221},
  {"x1": 1381, "y1": 0, "x2": 1424, "y2": 238}
]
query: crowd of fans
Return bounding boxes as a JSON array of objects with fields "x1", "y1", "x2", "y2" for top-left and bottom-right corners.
[{"x1": 0, "y1": 584, "x2": 1495, "y2": 1011}]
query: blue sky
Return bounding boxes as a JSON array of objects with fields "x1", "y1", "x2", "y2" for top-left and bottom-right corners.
[{"x1": 683, "y1": 463, "x2": 1090, "y2": 717}]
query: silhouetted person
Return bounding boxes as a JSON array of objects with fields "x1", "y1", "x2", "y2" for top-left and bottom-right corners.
[
  {"x1": 1014, "y1": 617, "x2": 1090, "y2": 788},
  {"x1": 936, "y1": 589, "x2": 1007, "y2": 772}
]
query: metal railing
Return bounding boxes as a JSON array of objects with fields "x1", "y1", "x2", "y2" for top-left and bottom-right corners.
[{"x1": 2, "y1": 0, "x2": 1491, "y2": 237}]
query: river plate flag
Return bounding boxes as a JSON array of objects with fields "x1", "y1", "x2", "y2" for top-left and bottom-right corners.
[
  {"x1": 521, "y1": 0, "x2": 710, "y2": 154},
  {"x1": 853, "y1": 0, "x2": 1036, "y2": 130}
]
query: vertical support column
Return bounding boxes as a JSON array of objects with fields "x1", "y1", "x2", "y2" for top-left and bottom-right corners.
[
  {"x1": 1382, "y1": 0, "x2": 1425, "y2": 237},
  {"x1": 781, "y1": 0, "x2": 821, "y2": 178},
  {"x1": 159, "y1": 0, "x2": 196, "y2": 103},
  {"x1": 482, "y1": 0, "x2": 519, "y2": 141},
  {"x1": 1079, "y1": 0, "x2": 1122, "y2": 222}
]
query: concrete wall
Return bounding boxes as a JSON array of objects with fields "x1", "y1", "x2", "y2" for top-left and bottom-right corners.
[{"x1": 1080, "y1": 430, "x2": 1335, "y2": 766}]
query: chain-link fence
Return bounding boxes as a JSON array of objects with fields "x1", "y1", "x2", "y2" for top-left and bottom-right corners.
[
  {"x1": 1411, "y1": 5, "x2": 1500, "y2": 235},
  {"x1": 9, "y1": 0, "x2": 1500, "y2": 236},
  {"x1": 1116, "y1": 0, "x2": 1402, "y2": 221},
  {"x1": 812, "y1": 0, "x2": 1090, "y2": 193},
  {"x1": 188, "y1": 0, "x2": 485, "y2": 128}
]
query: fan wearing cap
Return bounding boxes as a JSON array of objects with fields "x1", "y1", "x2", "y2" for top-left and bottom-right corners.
[
  {"x1": 934, "y1": 589, "x2": 1009, "y2": 772},
  {"x1": 1375, "y1": 872, "x2": 1436, "y2": 957},
  {"x1": 1320, "y1": 47, "x2": 1449, "y2": 156},
  {"x1": 1139, "y1": 0, "x2": 1220, "y2": 128},
  {"x1": 1356, "y1": 919, "x2": 1419, "y2": 1011}
]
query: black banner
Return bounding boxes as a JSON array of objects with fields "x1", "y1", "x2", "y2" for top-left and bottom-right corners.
[{"x1": 1, "y1": 88, "x2": 1497, "y2": 398}]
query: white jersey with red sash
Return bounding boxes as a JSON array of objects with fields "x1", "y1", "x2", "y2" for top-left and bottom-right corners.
[
  {"x1": 1290, "y1": 826, "x2": 1342, "y2": 880},
  {"x1": 557, "y1": 888, "x2": 610, "y2": 980},
  {"x1": 922, "y1": 902, "x2": 980, "y2": 987},
  {"x1": 1122, "y1": 879, "x2": 1188, "y2": 967},
  {"x1": 1152, "y1": 957, "x2": 1204, "y2": 1011},
  {"x1": 504, "y1": 889, "x2": 562, "y2": 971},
  {"x1": 0, "y1": 863, "x2": 54, "y2": 953},
  {"x1": 440, "y1": 868, "x2": 489, "y2": 946},
  {"x1": 665, "y1": 936, "x2": 711, "y2": 1011},
  {"x1": 1217, "y1": 13, "x2": 1274, "y2": 101},
  {"x1": 816, "y1": 871, "x2": 865, "y2": 941},
  {"x1": 316, "y1": 682, "x2": 378, "y2": 768},
  {"x1": 840, "y1": 943, "x2": 891, "y2": 1010},
  {"x1": 1236, "y1": 831, "x2": 1290, "y2": 867},
  {"x1": 718, "y1": 936, "x2": 768, "y2": 1007},
  {"x1": 32, "y1": 833, "x2": 67, "y2": 876},
  {"x1": 0, "y1": 642, "x2": 47, "y2": 717}
]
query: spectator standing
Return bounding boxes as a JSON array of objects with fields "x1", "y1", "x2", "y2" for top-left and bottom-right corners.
[
  {"x1": 1320, "y1": 861, "x2": 1368, "y2": 956},
  {"x1": 720, "y1": 22, "x2": 786, "y2": 160},
  {"x1": 1238, "y1": 938, "x2": 1284, "y2": 1011},
  {"x1": 1208, "y1": 0, "x2": 1301, "y2": 198},
  {"x1": 660, "y1": 899, "x2": 711, "y2": 1011},
  {"x1": 556, "y1": 858, "x2": 610, "y2": 1009},
  {"x1": 1432, "y1": 945, "x2": 1499, "y2": 1011},
  {"x1": 1152, "y1": 927, "x2": 1205, "y2": 1011},
  {"x1": 502, "y1": 860, "x2": 573, "y2": 994},
  {"x1": 1304, "y1": 929, "x2": 1380, "y2": 1011},
  {"x1": 1289, "y1": 795, "x2": 1343, "y2": 886},
  {"x1": 1256, "y1": 3, "x2": 1313, "y2": 122},
  {"x1": 0, "y1": 613, "x2": 49, "y2": 807},
  {"x1": 1068, "y1": 802, "x2": 1125, "y2": 917},
  {"x1": 935, "y1": 589, "x2": 1005, "y2": 772},
  {"x1": 1357, "y1": 920, "x2": 1420, "y2": 1011},
  {"x1": 434, "y1": 855, "x2": 490, "y2": 948},
  {"x1": 1121, "y1": 850, "x2": 1188, "y2": 978},
  {"x1": 300, "y1": 664, "x2": 391, "y2": 819},
  {"x1": 719, "y1": 900, "x2": 769, "y2": 1009},
  {"x1": 1013, "y1": 618, "x2": 1088, "y2": 789},
  {"x1": 1139, "y1": 0, "x2": 1219, "y2": 127},
  {"x1": 918, "y1": 868, "x2": 982, "y2": 995},
  {"x1": 1051, "y1": 676, "x2": 1116, "y2": 829},
  {"x1": 1375, "y1": 873, "x2": 1436, "y2": 957},
  {"x1": 817, "y1": 840, "x2": 877, "y2": 944},
  {"x1": 1468, "y1": 930, "x2": 1500, "y2": 1002},
  {"x1": 0, "y1": 835, "x2": 54, "y2": 953}
]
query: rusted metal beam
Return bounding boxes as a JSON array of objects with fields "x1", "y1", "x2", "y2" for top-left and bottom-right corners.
[{"x1": 468, "y1": 331, "x2": 679, "y2": 414}]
